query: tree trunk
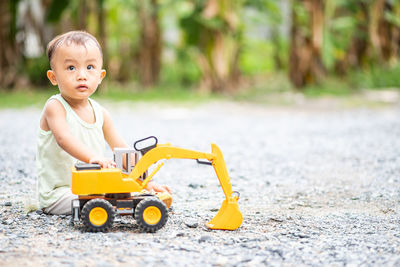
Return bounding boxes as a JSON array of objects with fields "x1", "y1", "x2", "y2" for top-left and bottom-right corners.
[
  {"x1": 368, "y1": 0, "x2": 400, "y2": 65},
  {"x1": 271, "y1": 27, "x2": 283, "y2": 70},
  {"x1": 0, "y1": 0, "x2": 18, "y2": 89},
  {"x1": 390, "y1": 18, "x2": 400, "y2": 65},
  {"x1": 385, "y1": 1, "x2": 400, "y2": 65},
  {"x1": 137, "y1": 0, "x2": 161, "y2": 87},
  {"x1": 197, "y1": 31, "x2": 241, "y2": 93},
  {"x1": 77, "y1": 0, "x2": 88, "y2": 30},
  {"x1": 198, "y1": 0, "x2": 241, "y2": 93},
  {"x1": 369, "y1": 0, "x2": 385, "y2": 61},
  {"x1": 97, "y1": 0, "x2": 107, "y2": 66},
  {"x1": 289, "y1": 0, "x2": 325, "y2": 89},
  {"x1": 345, "y1": 3, "x2": 369, "y2": 70}
]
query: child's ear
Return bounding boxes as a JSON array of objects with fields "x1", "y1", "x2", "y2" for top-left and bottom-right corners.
[
  {"x1": 99, "y1": 70, "x2": 106, "y2": 84},
  {"x1": 47, "y1": 70, "x2": 58, "y2": 85}
]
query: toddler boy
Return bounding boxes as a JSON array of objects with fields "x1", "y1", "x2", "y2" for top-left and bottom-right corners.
[{"x1": 37, "y1": 31, "x2": 170, "y2": 214}]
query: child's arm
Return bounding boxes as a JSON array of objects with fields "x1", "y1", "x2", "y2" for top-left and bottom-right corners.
[
  {"x1": 43, "y1": 99, "x2": 115, "y2": 168},
  {"x1": 102, "y1": 107, "x2": 172, "y2": 194}
]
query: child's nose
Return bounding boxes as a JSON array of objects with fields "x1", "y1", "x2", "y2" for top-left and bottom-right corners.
[{"x1": 77, "y1": 69, "x2": 87, "y2": 80}]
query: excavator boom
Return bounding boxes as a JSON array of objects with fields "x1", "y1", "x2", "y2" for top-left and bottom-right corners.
[{"x1": 130, "y1": 143, "x2": 243, "y2": 230}]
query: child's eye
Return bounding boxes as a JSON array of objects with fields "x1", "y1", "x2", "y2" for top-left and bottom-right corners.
[
  {"x1": 87, "y1": 65, "x2": 94, "y2": 70},
  {"x1": 67, "y1": 66, "x2": 75, "y2": 71}
]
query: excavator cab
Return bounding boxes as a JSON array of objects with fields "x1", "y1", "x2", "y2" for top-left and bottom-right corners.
[
  {"x1": 113, "y1": 136, "x2": 158, "y2": 177},
  {"x1": 113, "y1": 148, "x2": 138, "y2": 175}
]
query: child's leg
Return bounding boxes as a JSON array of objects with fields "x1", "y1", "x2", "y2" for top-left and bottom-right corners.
[{"x1": 44, "y1": 190, "x2": 77, "y2": 215}]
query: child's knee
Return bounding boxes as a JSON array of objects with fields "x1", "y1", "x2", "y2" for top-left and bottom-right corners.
[{"x1": 44, "y1": 192, "x2": 76, "y2": 215}]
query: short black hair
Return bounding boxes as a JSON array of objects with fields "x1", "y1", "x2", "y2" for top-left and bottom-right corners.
[{"x1": 46, "y1": 31, "x2": 102, "y2": 67}]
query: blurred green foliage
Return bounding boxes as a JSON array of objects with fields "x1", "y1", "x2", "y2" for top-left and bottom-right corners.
[
  {"x1": 1, "y1": 0, "x2": 400, "y2": 105},
  {"x1": 240, "y1": 40, "x2": 275, "y2": 75},
  {"x1": 25, "y1": 56, "x2": 50, "y2": 86},
  {"x1": 46, "y1": 0, "x2": 69, "y2": 22},
  {"x1": 160, "y1": 49, "x2": 202, "y2": 86},
  {"x1": 97, "y1": 83, "x2": 216, "y2": 103},
  {"x1": 350, "y1": 64, "x2": 400, "y2": 89}
]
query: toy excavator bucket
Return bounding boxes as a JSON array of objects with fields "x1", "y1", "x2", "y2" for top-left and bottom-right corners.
[
  {"x1": 205, "y1": 144, "x2": 243, "y2": 230},
  {"x1": 206, "y1": 196, "x2": 243, "y2": 230}
]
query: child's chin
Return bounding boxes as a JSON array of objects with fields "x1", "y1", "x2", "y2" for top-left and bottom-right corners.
[{"x1": 76, "y1": 87, "x2": 90, "y2": 92}]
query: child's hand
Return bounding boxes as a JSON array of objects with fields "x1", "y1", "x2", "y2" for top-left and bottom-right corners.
[
  {"x1": 89, "y1": 157, "x2": 116, "y2": 169},
  {"x1": 146, "y1": 181, "x2": 172, "y2": 194}
]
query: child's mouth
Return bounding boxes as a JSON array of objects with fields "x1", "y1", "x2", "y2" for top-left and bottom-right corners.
[{"x1": 77, "y1": 85, "x2": 88, "y2": 90}]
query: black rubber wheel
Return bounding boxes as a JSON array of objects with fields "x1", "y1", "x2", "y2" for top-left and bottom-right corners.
[
  {"x1": 81, "y1": 198, "x2": 115, "y2": 232},
  {"x1": 135, "y1": 198, "x2": 168, "y2": 232}
]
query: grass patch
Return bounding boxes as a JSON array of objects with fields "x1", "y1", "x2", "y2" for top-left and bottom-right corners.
[
  {"x1": 232, "y1": 73, "x2": 299, "y2": 105},
  {"x1": 0, "y1": 88, "x2": 55, "y2": 109},
  {"x1": 349, "y1": 64, "x2": 400, "y2": 89},
  {"x1": 232, "y1": 72, "x2": 399, "y2": 108},
  {"x1": 2, "y1": 69, "x2": 400, "y2": 110},
  {"x1": 303, "y1": 77, "x2": 355, "y2": 97},
  {"x1": 0, "y1": 84, "x2": 219, "y2": 109},
  {"x1": 95, "y1": 83, "x2": 219, "y2": 103}
]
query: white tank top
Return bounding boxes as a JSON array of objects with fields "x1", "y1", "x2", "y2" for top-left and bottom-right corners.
[{"x1": 36, "y1": 94, "x2": 105, "y2": 209}]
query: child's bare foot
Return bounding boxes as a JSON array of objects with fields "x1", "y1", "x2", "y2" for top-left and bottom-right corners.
[{"x1": 146, "y1": 181, "x2": 172, "y2": 194}]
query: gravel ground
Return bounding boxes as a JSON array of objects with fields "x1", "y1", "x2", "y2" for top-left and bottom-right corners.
[{"x1": 0, "y1": 101, "x2": 399, "y2": 266}]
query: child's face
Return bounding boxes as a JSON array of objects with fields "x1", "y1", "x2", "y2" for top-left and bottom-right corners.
[{"x1": 47, "y1": 42, "x2": 106, "y2": 101}]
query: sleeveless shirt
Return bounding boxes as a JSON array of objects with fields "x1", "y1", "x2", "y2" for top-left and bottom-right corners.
[{"x1": 36, "y1": 94, "x2": 105, "y2": 209}]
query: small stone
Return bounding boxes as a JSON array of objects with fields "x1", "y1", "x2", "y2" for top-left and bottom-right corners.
[
  {"x1": 35, "y1": 210, "x2": 43, "y2": 215},
  {"x1": 240, "y1": 255, "x2": 253, "y2": 263},
  {"x1": 184, "y1": 219, "x2": 198, "y2": 228},
  {"x1": 269, "y1": 217, "x2": 284, "y2": 223},
  {"x1": 215, "y1": 256, "x2": 228, "y2": 265},
  {"x1": 198, "y1": 235, "x2": 212, "y2": 243},
  {"x1": 295, "y1": 233, "x2": 310, "y2": 239},
  {"x1": 110, "y1": 232, "x2": 124, "y2": 240},
  {"x1": 188, "y1": 183, "x2": 200, "y2": 189},
  {"x1": 4, "y1": 202, "x2": 12, "y2": 207},
  {"x1": 29, "y1": 213, "x2": 40, "y2": 220},
  {"x1": 2, "y1": 219, "x2": 13, "y2": 225},
  {"x1": 60, "y1": 260, "x2": 75, "y2": 267},
  {"x1": 6, "y1": 233, "x2": 17, "y2": 239},
  {"x1": 97, "y1": 262, "x2": 114, "y2": 267},
  {"x1": 176, "y1": 232, "x2": 185, "y2": 237},
  {"x1": 18, "y1": 233, "x2": 29, "y2": 238},
  {"x1": 178, "y1": 245, "x2": 193, "y2": 252}
]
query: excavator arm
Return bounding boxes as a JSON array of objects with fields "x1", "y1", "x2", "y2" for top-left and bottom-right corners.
[{"x1": 129, "y1": 143, "x2": 243, "y2": 230}]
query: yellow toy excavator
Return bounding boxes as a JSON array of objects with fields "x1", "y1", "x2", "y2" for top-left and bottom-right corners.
[{"x1": 71, "y1": 136, "x2": 243, "y2": 232}]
